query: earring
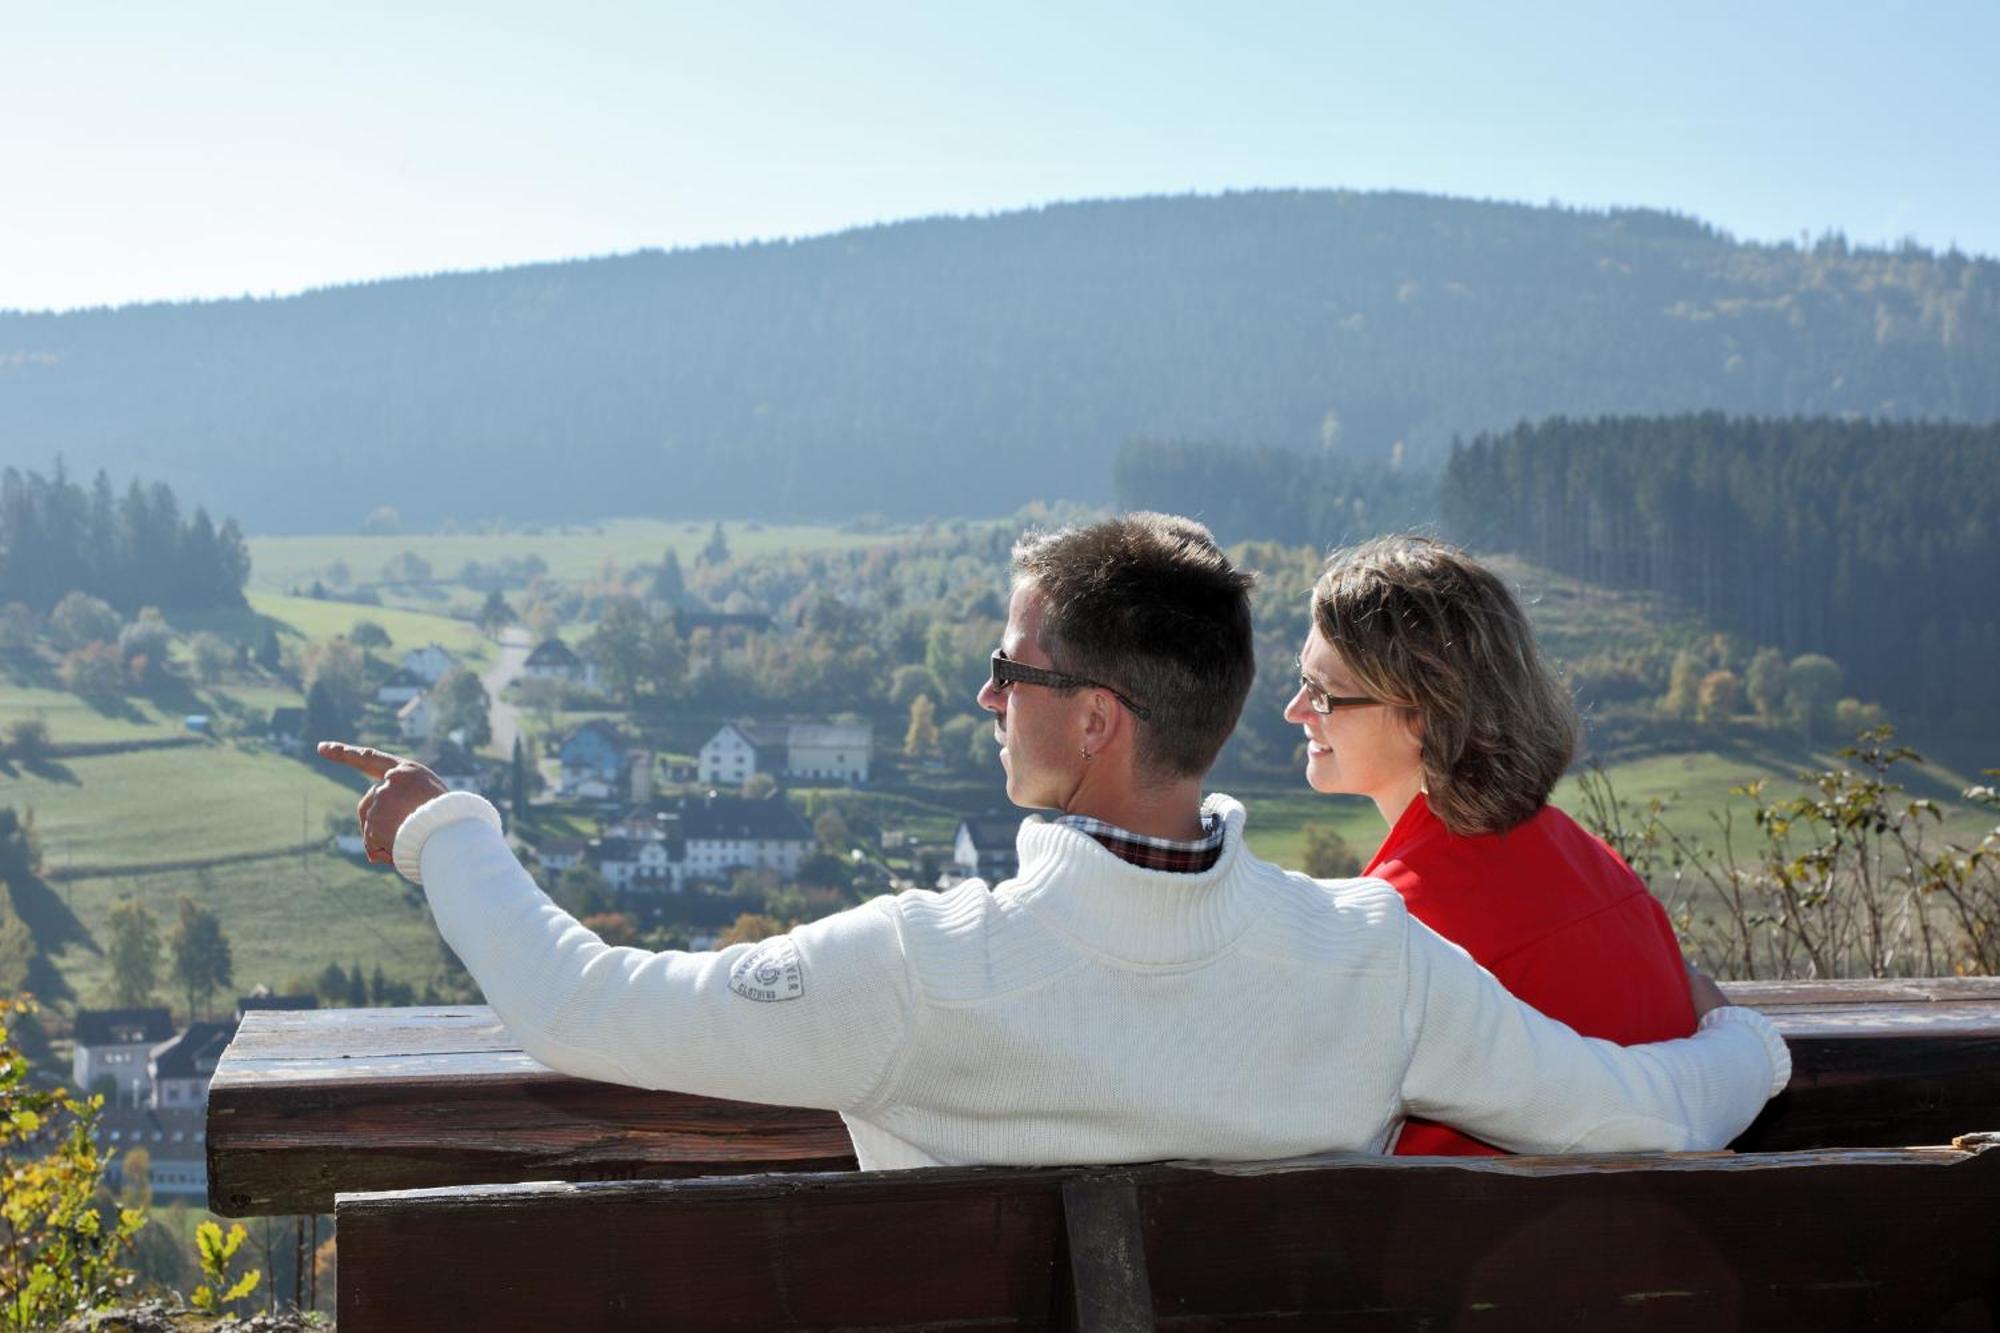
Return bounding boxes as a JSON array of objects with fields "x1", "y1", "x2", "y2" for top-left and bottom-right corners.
[{"x1": 1080, "y1": 746, "x2": 1092, "y2": 761}]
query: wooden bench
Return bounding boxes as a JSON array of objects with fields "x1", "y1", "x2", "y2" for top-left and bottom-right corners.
[
  {"x1": 206, "y1": 977, "x2": 2000, "y2": 1217},
  {"x1": 333, "y1": 1137, "x2": 2000, "y2": 1330}
]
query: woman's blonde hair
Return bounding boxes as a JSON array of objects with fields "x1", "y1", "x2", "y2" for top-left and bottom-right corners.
[{"x1": 1312, "y1": 535, "x2": 1577, "y2": 836}]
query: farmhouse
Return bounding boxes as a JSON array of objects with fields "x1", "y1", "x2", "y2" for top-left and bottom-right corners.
[
  {"x1": 952, "y1": 816, "x2": 1021, "y2": 885},
  {"x1": 400, "y1": 643, "x2": 458, "y2": 685},
  {"x1": 151, "y1": 1020, "x2": 236, "y2": 1109},
  {"x1": 521, "y1": 637, "x2": 599, "y2": 689},
  {"x1": 375, "y1": 666, "x2": 427, "y2": 706},
  {"x1": 579, "y1": 792, "x2": 815, "y2": 891},
  {"x1": 72, "y1": 1007, "x2": 175, "y2": 1109},
  {"x1": 676, "y1": 790, "x2": 815, "y2": 882},
  {"x1": 697, "y1": 721, "x2": 872, "y2": 786},
  {"x1": 416, "y1": 738, "x2": 482, "y2": 793},
  {"x1": 535, "y1": 836, "x2": 588, "y2": 872},
  {"x1": 396, "y1": 692, "x2": 437, "y2": 742},
  {"x1": 594, "y1": 834, "x2": 682, "y2": 893},
  {"x1": 99, "y1": 1105, "x2": 210, "y2": 1199},
  {"x1": 558, "y1": 719, "x2": 628, "y2": 797},
  {"x1": 266, "y1": 706, "x2": 307, "y2": 756}
]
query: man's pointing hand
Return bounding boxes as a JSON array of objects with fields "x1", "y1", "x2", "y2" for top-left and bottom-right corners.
[{"x1": 319, "y1": 741, "x2": 449, "y2": 866}]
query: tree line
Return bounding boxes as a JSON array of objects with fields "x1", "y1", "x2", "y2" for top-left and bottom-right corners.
[
  {"x1": 3, "y1": 190, "x2": 1994, "y2": 530},
  {"x1": 0, "y1": 463, "x2": 249, "y2": 613},
  {"x1": 1441, "y1": 414, "x2": 2000, "y2": 754},
  {"x1": 1112, "y1": 439, "x2": 1437, "y2": 548}
]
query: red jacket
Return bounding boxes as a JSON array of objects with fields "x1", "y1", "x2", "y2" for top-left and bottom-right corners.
[{"x1": 1364, "y1": 796, "x2": 1696, "y2": 1156}]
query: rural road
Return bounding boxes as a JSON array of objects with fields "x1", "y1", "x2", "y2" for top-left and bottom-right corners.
[{"x1": 481, "y1": 626, "x2": 533, "y2": 758}]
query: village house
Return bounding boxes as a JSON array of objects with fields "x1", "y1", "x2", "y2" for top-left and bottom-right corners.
[
  {"x1": 520, "y1": 637, "x2": 599, "y2": 690},
  {"x1": 697, "y1": 721, "x2": 873, "y2": 787},
  {"x1": 72, "y1": 1008, "x2": 175, "y2": 1109},
  {"x1": 397, "y1": 692, "x2": 437, "y2": 742},
  {"x1": 535, "y1": 836, "x2": 588, "y2": 873},
  {"x1": 951, "y1": 815, "x2": 1022, "y2": 886},
  {"x1": 92, "y1": 993, "x2": 316, "y2": 1201},
  {"x1": 786, "y1": 722, "x2": 873, "y2": 783},
  {"x1": 150, "y1": 1020, "x2": 235, "y2": 1110},
  {"x1": 266, "y1": 706, "x2": 307, "y2": 756},
  {"x1": 578, "y1": 791, "x2": 815, "y2": 891},
  {"x1": 677, "y1": 790, "x2": 815, "y2": 882},
  {"x1": 375, "y1": 666, "x2": 428, "y2": 706},
  {"x1": 417, "y1": 738, "x2": 484, "y2": 792},
  {"x1": 99, "y1": 1105, "x2": 210, "y2": 1199},
  {"x1": 593, "y1": 834, "x2": 682, "y2": 893},
  {"x1": 400, "y1": 643, "x2": 458, "y2": 685},
  {"x1": 558, "y1": 719, "x2": 628, "y2": 798}
]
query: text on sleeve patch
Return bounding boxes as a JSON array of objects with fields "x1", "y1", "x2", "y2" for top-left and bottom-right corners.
[{"x1": 729, "y1": 936, "x2": 805, "y2": 1002}]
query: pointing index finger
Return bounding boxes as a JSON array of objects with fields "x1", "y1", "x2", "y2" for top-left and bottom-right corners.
[{"x1": 318, "y1": 741, "x2": 401, "y2": 780}]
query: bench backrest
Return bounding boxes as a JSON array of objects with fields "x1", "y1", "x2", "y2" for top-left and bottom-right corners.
[
  {"x1": 335, "y1": 1136, "x2": 2000, "y2": 1332},
  {"x1": 208, "y1": 978, "x2": 2000, "y2": 1217}
]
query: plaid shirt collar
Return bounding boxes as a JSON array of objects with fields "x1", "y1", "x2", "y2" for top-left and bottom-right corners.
[{"x1": 1053, "y1": 811, "x2": 1226, "y2": 874}]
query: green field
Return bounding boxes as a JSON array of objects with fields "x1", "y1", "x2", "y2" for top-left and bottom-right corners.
[
  {"x1": 178, "y1": 592, "x2": 492, "y2": 665},
  {"x1": 51, "y1": 849, "x2": 440, "y2": 1012},
  {"x1": 0, "y1": 683, "x2": 185, "y2": 744},
  {"x1": 16, "y1": 744, "x2": 364, "y2": 873},
  {"x1": 9, "y1": 732, "x2": 447, "y2": 1009},
  {"x1": 247, "y1": 519, "x2": 904, "y2": 592}
]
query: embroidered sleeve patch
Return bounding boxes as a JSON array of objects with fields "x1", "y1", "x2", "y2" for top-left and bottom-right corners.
[{"x1": 728, "y1": 936, "x2": 805, "y2": 1002}]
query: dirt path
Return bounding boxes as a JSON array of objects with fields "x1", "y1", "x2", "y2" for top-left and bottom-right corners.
[{"x1": 480, "y1": 626, "x2": 533, "y2": 758}]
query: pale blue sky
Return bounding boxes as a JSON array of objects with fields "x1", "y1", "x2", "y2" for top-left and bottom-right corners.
[{"x1": 3, "y1": 2, "x2": 1994, "y2": 311}]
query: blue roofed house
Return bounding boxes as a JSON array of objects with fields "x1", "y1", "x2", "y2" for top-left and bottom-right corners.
[{"x1": 558, "y1": 719, "x2": 628, "y2": 798}]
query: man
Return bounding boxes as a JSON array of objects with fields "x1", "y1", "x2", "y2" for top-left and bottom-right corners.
[{"x1": 323, "y1": 513, "x2": 1787, "y2": 1170}]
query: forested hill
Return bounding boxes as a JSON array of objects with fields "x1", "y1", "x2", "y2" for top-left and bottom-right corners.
[{"x1": 1, "y1": 190, "x2": 1995, "y2": 531}]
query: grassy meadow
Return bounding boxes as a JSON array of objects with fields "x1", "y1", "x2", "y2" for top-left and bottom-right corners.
[
  {"x1": 247, "y1": 518, "x2": 903, "y2": 593},
  {"x1": 51, "y1": 846, "x2": 439, "y2": 1012}
]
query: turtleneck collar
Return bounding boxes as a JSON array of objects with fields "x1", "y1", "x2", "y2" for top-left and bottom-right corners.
[{"x1": 999, "y1": 794, "x2": 1270, "y2": 966}]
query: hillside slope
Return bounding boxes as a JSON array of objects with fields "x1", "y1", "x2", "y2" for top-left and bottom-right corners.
[{"x1": 2, "y1": 190, "x2": 1994, "y2": 531}]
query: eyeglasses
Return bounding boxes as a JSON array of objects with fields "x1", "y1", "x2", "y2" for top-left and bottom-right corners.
[
  {"x1": 989, "y1": 649, "x2": 1153, "y2": 722},
  {"x1": 1296, "y1": 659, "x2": 1382, "y2": 714}
]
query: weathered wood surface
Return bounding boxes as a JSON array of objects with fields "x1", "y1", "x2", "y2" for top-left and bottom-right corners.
[
  {"x1": 336, "y1": 1137, "x2": 2000, "y2": 1332},
  {"x1": 207, "y1": 1007, "x2": 855, "y2": 1217},
  {"x1": 209, "y1": 980, "x2": 2000, "y2": 1216}
]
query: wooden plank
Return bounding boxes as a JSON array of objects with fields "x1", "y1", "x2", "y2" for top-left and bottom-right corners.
[
  {"x1": 1060, "y1": 1176, "x2": 1154, "y2": 1333},
  {"x1": 1139, "y1": 1140, "x2": 2000, "y2": 1329},
  {"x1": 209, "y1": 988, "x2": 2000, "y2": 1216},
  {"x1": 335, "y1": 1143, "x2": 2000, "y2": 1331},
  {"x1": 336, "y1": 1168, "x2": 1069, "y2": 1333},
  {"x1": 1723, "y1": 977, "x2": 2000, "y2": 1006}
]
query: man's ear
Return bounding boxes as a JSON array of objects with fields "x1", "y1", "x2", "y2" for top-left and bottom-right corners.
[{"x1": 1080, "y1": 690, "x2": 1118, "y2": 752}]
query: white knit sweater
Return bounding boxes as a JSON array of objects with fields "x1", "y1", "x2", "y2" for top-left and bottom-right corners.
[{"x1": 396, "y1": 791, "x2": 1790, "y2": 1171}]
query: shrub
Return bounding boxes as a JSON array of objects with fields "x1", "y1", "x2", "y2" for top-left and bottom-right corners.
[{"x1": 0, "y1": 996, "x2": 146, "y2": 1329}]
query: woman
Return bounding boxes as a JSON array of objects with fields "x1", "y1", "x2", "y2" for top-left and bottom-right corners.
[{"x1": 1284, "y1": 534, "x2": 1696, "y2": 1156}]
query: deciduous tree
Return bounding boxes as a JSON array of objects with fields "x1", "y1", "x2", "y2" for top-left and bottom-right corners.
[
  {"x1": 169, "y1": 895, "x2": 234, "y2": 1021},
  {"x1": 107, "y1": 897, "x2": 161, "y2": 1008},
  {"x1": 49, "y1": 592, "x2": 121, "y2": 650},
  {"x1": 903, "y1": 694, "x2": 941, "y2": 760},
  {"x1": 1303, "y1": 826, "x2": 1361, "y2": 879},
  {"x1": 432, "y1": 667, "x2": 493, "y2": 749}
]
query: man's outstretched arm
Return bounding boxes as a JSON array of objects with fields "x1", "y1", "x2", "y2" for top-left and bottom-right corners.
[
  {"x1": 1397, "y1": 910, "x2": 1790, "y2": 1155},
  {"x1": 320, "y1": 743, "x2": 914, "y2": 1114}
]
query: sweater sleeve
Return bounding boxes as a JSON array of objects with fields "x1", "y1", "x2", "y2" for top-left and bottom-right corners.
[
  {"x1": 395, "y1": 792, "x2": 913, "y2": 1114},
  {"x1": 1398, "y1": 914, "x2": 1789, "y2": 1153}
]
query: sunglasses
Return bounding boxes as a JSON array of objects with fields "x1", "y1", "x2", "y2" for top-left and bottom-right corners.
[{"x1": 989, "y1": 649, "x2": 1153, "y2": 721}]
